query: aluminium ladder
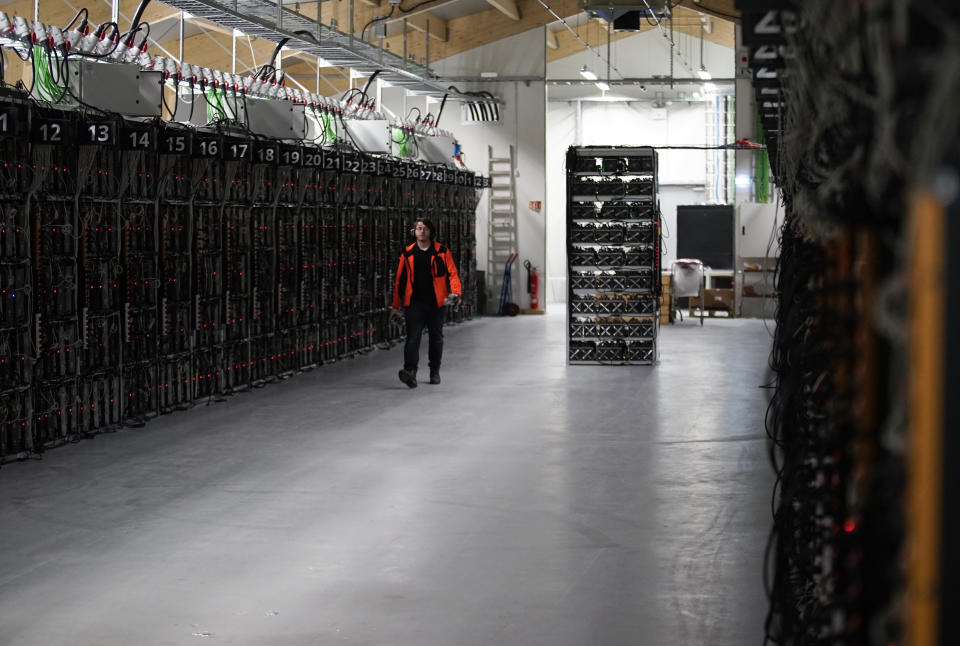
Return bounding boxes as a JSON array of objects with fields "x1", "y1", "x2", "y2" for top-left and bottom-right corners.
[{"x1": 487, "y1": 145, "x2": 517, "y2": 305}]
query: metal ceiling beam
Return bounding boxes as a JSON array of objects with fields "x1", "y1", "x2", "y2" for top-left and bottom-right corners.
[{"x1": 156, "y1": 0, "x2": 480, "y2": 98}]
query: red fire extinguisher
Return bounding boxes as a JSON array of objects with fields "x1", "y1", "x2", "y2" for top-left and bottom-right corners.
[{"x1": 523, "y1": 260, "x2": 539, "y2": 310}]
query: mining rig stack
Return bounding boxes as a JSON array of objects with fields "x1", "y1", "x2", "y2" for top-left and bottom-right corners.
[
  {"x1": 0, "y1": 97, "x2": 482, "y2": 462},
  {"x1": 566, "y1": 146, "x2": 661, "y2": 365}
]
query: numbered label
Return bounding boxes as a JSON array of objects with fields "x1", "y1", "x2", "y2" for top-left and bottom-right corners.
[
  {"x1": 750, "y1": 44, "x2": 791, "y2": 68},
  {"x1": 361, "y1": 159, "x2": 377, "y2": 175},
  {"x1": 405, "y1": 164, "x2": 418, "y2": 180},
  {"x1": 444, "y1": 170, "x2": 456, "y2": 185},
  {"x1": 303, "y1": 149, "x2": 323, "y2": 168},
  {"x1": 280, "y1": 147, "x2": 302, "y2": 166},
  {"x1": 341, "y1": 156, "x2": 361, "y2": 174},
  {"x1": 123, "y1": 126, "x2": 155, "y2": 150},
  {"x1": 455, "y1": 172, "x2": 467, "y2": 186},
  {"x1": 323, "y1": 150, "x2": 342, "y2": 171},
  {"x1": 162, "y1": 131, "x2": 192, "y2": 154},
  {"x1": 0, "y1": 104, "x2": 23, "y2": 137},
  {"x1": 255, "y1": 143, "x2": 278, "y2": 164},
  {"x1": 85, "y1": 121, "x2": 116, "y2": 146},
  {"x1": 225, "y1": 140, "x2": 250, "y2": 161},
  {"x1": 32, "y1": 115, "x2": 71, "y2": 144},
  {"x1": 194, "y1": 136, "x2": 221, "y2": 159},
  {"x1": 393, "y1": 162, "x2": 406, "y2": 179},
  {"x1": 742, "y1": 9, "x2": 799, "y2": 46}
]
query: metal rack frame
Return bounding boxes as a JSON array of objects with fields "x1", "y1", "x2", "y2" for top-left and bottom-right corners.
[{"x1": 565, "y1": 145, "x2": 661, "y2": 365}]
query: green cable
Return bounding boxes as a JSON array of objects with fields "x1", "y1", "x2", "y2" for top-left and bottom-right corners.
[
  {"x1": 32, "y1": 47, "x2": 63, "y2": 103},
  {"x1": 754, "y1": 112, "x2": 771, "y2": 203},
  {"x1": 392, "y1": 127, "x2": 409, "y2": 158},
  {"x1": 205, "y1": 88, "x2": 229, "y2": 122},
  {"x1": 322, "y1": 112, "x2": 336, "y2": 144}
]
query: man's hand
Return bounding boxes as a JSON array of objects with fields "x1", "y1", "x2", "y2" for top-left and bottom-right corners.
[
  {"x1": 444, "y1": 293, "x2": 461, "y2": 308},
  {"x1": 389, "y1": 307, "x2": 401, "y2": 320}
]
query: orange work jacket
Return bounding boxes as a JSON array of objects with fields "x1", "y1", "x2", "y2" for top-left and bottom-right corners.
[{"x1": 391, "y1": 241, "x2": 462, "y2": 308}]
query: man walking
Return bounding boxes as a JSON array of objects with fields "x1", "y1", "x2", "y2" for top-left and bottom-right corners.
[{"x1": 390, "y1": 218, "x2": 462, "y2": 388}]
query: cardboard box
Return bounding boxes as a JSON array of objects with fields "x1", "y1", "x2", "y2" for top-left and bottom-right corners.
[
  {"x1": 689, "y1": 288, "x2": 734, "y2": 311},
  {"x1": 659, "y1": 279, "x2": 672, "y2": 324}
]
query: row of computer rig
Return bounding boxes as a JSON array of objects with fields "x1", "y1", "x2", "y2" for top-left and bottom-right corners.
[
  {"x1": 565, "y1": 146, "x2": 661, "y2": 366},
  {"x1": 0, "y1": 99, "x2": 480, "y2": 462}
]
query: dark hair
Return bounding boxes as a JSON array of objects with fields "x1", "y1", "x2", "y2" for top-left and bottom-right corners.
[{"x1": 416, "y1": 218, "x2": 436, "y2": 240}]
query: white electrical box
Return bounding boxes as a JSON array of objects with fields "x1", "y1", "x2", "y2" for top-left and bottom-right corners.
[
  {"x1": 343, "y1": 119, "x2": 392, "y2": 153},
  {"x1": 417, "y1": 133, "x2": 457, "y2": 166},
  {"x1": 66, "y1": 60, "x2": 163, "y2": 117},
  {"x1": 245, "y1": 97, "x2": 306, "y2": 140}
]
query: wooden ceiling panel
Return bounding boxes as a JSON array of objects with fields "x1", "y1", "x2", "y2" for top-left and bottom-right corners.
[
  {"x1": 485, "y1": 0, "x2": 520, "y2": 21},
  {"x1": 403, "y1": 12, "x2": 449, "y2": 41},
  {"x1": 0, "y1": 0, "x2": 738, "y2": 93},
  {"x1": 675, "y1": 0, "x2": 739, "y2": 23},
  {"x1": 379, "y1": 0, "x2": 581, "y2": 62},
  {"x1": 546, "y1": 7, "x2": 735, "y2": 63}
]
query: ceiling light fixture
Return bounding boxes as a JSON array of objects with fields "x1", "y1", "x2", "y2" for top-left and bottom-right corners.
[
  {"x1": 580, "y1": 65, "x2": 598, "y2": 81},
  {"x1": 698, "y1": 67, "x2": 712, "y2": 80},
  {"x1": 595, "y1": 81, "x2": 610, "y2": 91}
]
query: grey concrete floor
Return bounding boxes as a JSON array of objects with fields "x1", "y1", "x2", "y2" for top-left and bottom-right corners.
[{"x1": 0, "y1": 313, "x2": 774, "y2": 646}]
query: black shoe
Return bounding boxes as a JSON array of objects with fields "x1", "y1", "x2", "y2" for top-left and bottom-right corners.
[
  {"x1": 429, "y1": 372, "x2": 441, "y2": 385},
  {"x1": 399, "y1": 369, "x2": 417, "y2": 388}
]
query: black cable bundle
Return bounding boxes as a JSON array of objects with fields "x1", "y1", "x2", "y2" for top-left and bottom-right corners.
[
  {"x1": 764, "y1": 214, "x2": 857, "y2": 645},
  {"x1": 756, "y1": 0, "x2": 960, "y2": 642}
]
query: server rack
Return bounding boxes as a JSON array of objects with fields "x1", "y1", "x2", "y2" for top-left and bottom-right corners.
[
  {"x1": 0, "y1": 98, "x2": 483, "y2": 462},
  {"x1": 565, "y1": 146, "x2": 661, "y2": 365}
]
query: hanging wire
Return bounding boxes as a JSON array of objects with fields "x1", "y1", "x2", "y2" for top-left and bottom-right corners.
[
  {"x1": 534, "y1": 0, "x2": 625, "y2": 79},
  {"x1": 640, "y1": 0, "x2": 697, "y2": 77}
]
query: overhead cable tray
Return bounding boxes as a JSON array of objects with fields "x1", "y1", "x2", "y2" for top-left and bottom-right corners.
[{"x1": 159, "y1": 0, "x2": 472, "y2": 99}]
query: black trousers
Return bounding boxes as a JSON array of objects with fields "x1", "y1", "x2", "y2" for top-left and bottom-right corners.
[{"x1": 404, "y1": 301, "x2": 444, "y2": 372}]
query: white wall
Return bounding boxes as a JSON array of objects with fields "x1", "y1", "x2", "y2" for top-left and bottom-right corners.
[
  {"x1": 545, "y1": 99, "x2": 719, "y2": 305},
  {"x1": 375, "y1": 27, "x2": 548, "y2": 312},
  {"x1": 542, "y1": 25, "x2": 740, "y2": 306},
  {"x1": 548, "y1": 29, "x2": 735, "y2": 83},
  {"x1": 545, "y1": 101, "x2": 575, "y2": 306},
  {"x1": 379, "y1": 82, "x2": 546, "y2": 311},
  {"x1": 379, "y1": 24, "x2": 751, "y2": 310},
  {"x1": 453, "y1": 81, "x2": 546, "y2": 310},
  {"x1": 428, "y1": 27, "x2": 548, "y2": 311},
  {"x1": 581, "y1": 101, "x2": 707, "y2": 184},
  {"x1": 432, "y1": 27, "x2": 545, "y2": 78},
  {"x1": 733, "y1": 25, "x2": 779, "y2": 261}
]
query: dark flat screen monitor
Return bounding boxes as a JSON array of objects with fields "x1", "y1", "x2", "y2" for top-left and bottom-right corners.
[{"x1": 676, "y1": 205, "x2": 734, "y2": 270}]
